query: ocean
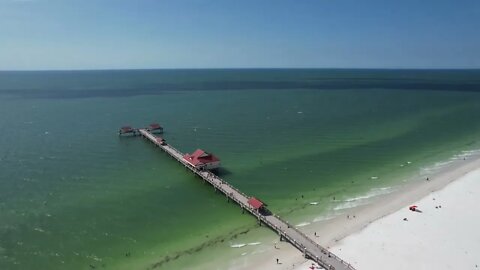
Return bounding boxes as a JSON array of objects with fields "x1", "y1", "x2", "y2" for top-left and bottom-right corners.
[{"x1": 1, "y1": 69, "x2": 480, "y2": 269}]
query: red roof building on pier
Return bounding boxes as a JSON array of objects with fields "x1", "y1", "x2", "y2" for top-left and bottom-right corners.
[
  {"x1": 147, "y1": 123, "x2": 164, "y2": 133},
  {"x1": 183, "y1": 149, "x2": 220, "y2": 170},
  {"x1": 248, "y1": 197, "x2": 264, "y2": 210},
  {"x1": 119, "y1": 126, "x2": 134, "y2": 134}
]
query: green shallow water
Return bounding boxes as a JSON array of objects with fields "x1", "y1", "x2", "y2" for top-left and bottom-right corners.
[{"x1": 1, "y1": 69, "x2": 480, "y2": 269}]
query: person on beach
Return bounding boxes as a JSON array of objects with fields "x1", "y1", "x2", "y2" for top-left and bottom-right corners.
[{"x1": 276, "y1": 258, "x2": 279, "y2": 264}]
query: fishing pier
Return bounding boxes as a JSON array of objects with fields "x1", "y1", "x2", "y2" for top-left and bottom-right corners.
[{"x1": 121, "y1": 124, "x2": 355, "y2": 270}]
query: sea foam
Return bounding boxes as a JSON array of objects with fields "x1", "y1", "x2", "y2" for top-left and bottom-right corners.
[{"x1": 334, "y1": 187, "x2": 394, "y2": 211}]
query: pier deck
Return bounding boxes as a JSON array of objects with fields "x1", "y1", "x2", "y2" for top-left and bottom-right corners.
[{"x1": 138, "y1": 128, "x2": 355, "y2": 270}]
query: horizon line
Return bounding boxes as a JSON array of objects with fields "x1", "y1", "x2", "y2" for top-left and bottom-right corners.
[{"x1": 1, "y1": 67, "x2": 480, "y2": 72}]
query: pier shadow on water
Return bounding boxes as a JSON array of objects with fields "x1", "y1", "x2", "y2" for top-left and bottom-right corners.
[
  {"x1": 259, "y1": 208, "x2": 273, "y2": 216},
  {"x1": 211, "y1": 167, "x2": 232, "y2": 177}
]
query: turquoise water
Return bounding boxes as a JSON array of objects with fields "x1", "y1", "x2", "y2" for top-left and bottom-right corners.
[{"x1": 1, "y1": 69, "x2": 480, "y2": 269}]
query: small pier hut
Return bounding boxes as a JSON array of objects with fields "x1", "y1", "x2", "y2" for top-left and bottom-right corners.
[
  {"x1": 247, "y1": 197, "x2": 264, "y2": 211},
  {"x1": 147, "y1": 123, "x2": 164, "y2": 133},
  {"x1": 183, "y1": 149, "x2": 220, "y2": 170},
  {"x1": 119, "y1": 126, "x2": 135, "y2": 135}
]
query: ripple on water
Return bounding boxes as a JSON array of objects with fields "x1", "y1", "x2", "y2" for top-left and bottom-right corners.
[
  {"x1": 313, "y1": 215, "x2": 336, "y2": 223},
  {"x1": 33, "y1": 227, "x2": 45, "y2": 233},
  {"x1": 295, "y1": 222, "x2": 311, "y2": 227},
  {"x1": 334, "y1": 187, "x2": 394, "y2": 211}
]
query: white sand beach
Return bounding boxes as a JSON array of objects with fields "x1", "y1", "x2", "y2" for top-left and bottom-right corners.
[
  {"x1": 233, "y1": 154, "x2": 480, "y2": 270},
  {"x1": 288, "y1": 156, "x2": 480, "y2": 270},
  {"x1": 327, "y1": 168, "x2": 480, "y2": 270}
]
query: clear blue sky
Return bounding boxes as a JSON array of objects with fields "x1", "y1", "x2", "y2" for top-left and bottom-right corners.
[{"x1": 1, "y1": 0, "x2": 479, "y2": 70}]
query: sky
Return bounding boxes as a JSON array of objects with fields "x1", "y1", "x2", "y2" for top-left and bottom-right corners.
[{"x1": 0, "y1": 0, "x2": 479, "y2": 70}]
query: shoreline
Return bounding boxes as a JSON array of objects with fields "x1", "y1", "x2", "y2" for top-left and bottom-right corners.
[
  {"x1": 325, "y1": 166, "x2": 480, "y2": 269},
  {"x1": 228, "y1": 150, "x2": 480, "y2": 270}
]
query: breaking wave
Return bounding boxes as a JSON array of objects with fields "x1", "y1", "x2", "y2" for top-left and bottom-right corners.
[{"x1": 334, "y1": 187, "x2": 395, "y2": 211}]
